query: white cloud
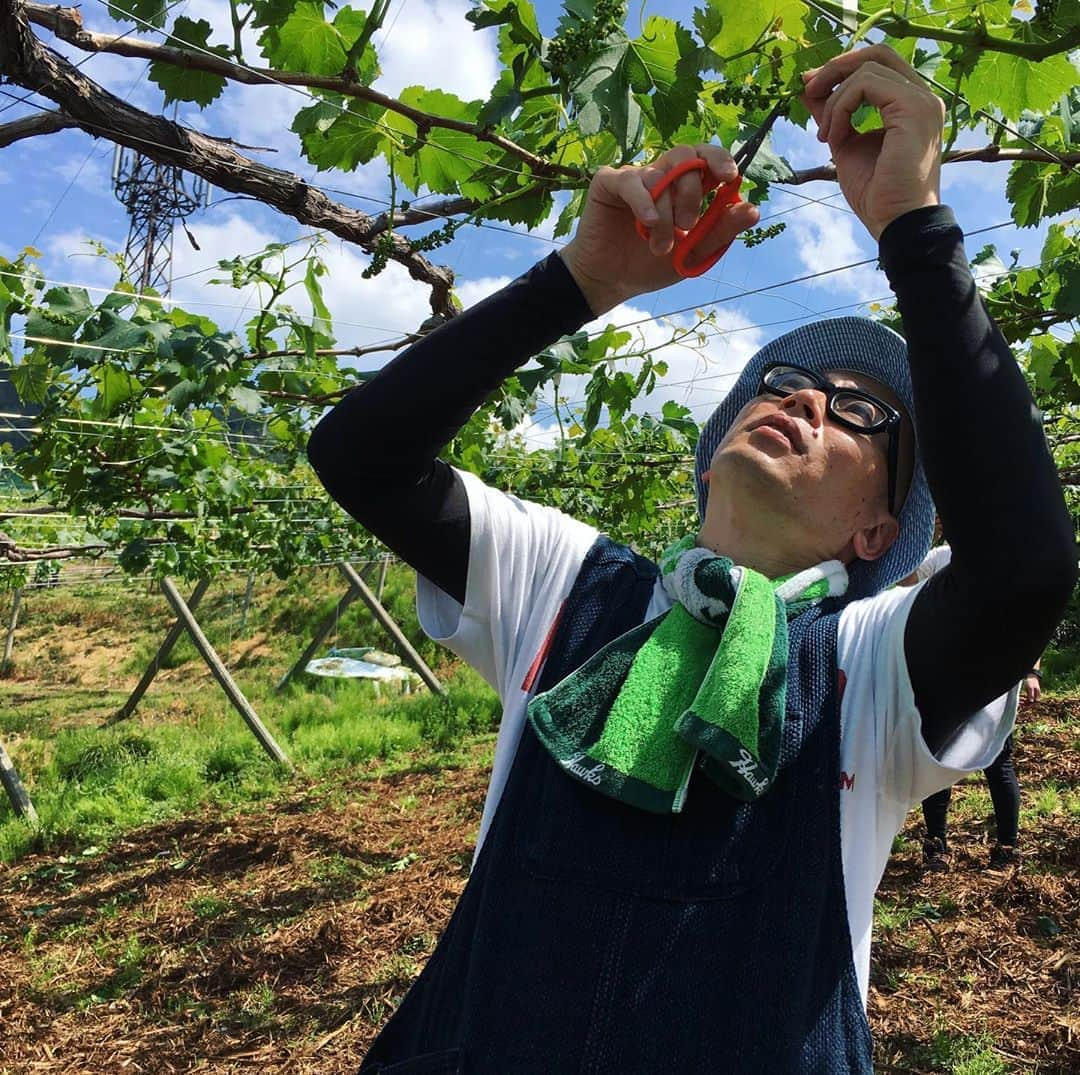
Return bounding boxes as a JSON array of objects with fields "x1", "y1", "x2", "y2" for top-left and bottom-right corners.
[
  {"x1": 167, "y1": 214, "x2": 436, "y2": 351},
  {"x1": 374, "y1": 0, "x2": 499, "y2": 101},
  {"x1": 526, "y1": 301, "x2": 766, "y2": 428},
  {"x1": 786, "y1": 201, "x2": 881, "y2": 302},
  {"x1": 44, "y1": 229, "x2": 125, "y2": 289},
  {"x1": 454, "y1": 274, "x2": 514, "y2": 308},
  {"x1": 53, "y1": 148, "x2": 113, "y2": 194}
]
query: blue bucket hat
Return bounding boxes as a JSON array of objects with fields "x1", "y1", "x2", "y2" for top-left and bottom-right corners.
[{"x1": 694, "y1": 316, "x2": 935, "y2": 602}]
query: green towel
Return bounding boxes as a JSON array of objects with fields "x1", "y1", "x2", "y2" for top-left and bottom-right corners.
[{"x1": 528, "y1": 536, "x2": 847, "y2": 812}]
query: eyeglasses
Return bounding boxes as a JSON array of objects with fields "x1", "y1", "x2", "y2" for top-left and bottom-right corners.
[{"x1": 759, "y1": 362, "x2": 903, "y2": 515}]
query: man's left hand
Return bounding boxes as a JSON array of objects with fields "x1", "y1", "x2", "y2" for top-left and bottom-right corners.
[
  {"x1": 800, "y1": 44, "x2": 945, "y2": 240},
  {"x1": 1022, "y1": 673, "x2": 1042, "y2": 706}
]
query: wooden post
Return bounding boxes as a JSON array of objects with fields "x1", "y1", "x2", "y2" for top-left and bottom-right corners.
[
  {"x1": 108, "y1": 578, "x2": 210, "y2": 725},
  {"x1": 2, "y1": 588, "x2": 22, "y2": 672},
  {"x1": 275, "y1": 564, "x2": 373, "y2": 692},
  {"x1": 159, "y1": 577, "x2": 292, "y2": 769},
  {"x1": 337, "y1": 561, "x2": 444, "y2": 696},
  {"x1": 239, "y1": 571, "x2": 256, "y2": 633},
  {"x1": 0, "y1": 737, "x2": 38, "y2": 823},
  {"x1": 376, "y1": 558, "x2": 389, "y2": 603}
]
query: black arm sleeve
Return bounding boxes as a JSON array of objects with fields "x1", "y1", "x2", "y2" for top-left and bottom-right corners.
[
  {"x1": 881, "y1": 206, "x2": 1077, "y2": 752},
  {"x1": 307, "y1": 253, "x2": 595, "y2": 605}
]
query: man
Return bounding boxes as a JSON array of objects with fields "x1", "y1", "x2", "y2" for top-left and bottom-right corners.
[{"x1": 309, "y1": 46, "x2": 1074, "y2": 1074}]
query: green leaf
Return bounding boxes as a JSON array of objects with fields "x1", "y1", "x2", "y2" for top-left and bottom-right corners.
[
  {"x1": 292, "y1": 98, "x2": 389, "y2": 171},
  {"x1": 42, "y1": 286, "x2": 94, "y2": 325},
  {"x1": 260, "y1": 1, "x2": 379, "y2": 77},
  {"x1": 10, "y1": 359, "x2": 50, "y2": 405},
  {"x1": 332, "y1": 6, "x2": 381, "y2": 83},
  {"x1": 467, "y1": 0, "x2": 542, "y2": 49},
  {"x1": 1054, "y1": 263, "x2": 1080, "y2": 316},
  {"x1": 392, "y1": 87, "x2": 496, "y2": 195},
  {"x1": 740, "y1": 131, "x2": 794, "y2": 186},
  {"x1": 95, "y1": 363, "x2": 142, "y2": 416},
  {"x1": 106, "y1": 0, "x2": 169, "y2": 29},
  {"x1": 699, "y1": 0, "x2": 809, "y2": 59},
  {"x1": 166, "y1": 379, "x2": 205, "y2": 410},
  {"x1": 660, "y1": 399, "x2": 699, "y2": 440},
  {"x1": 626, "y1": 17, "x2": 702, "y2": 140},
  {"x1": 961, "y1": 49, "x2": 1079, "y2": 119},
  {"x1": 149, "y1": 18, "x2": 229, "y2": 107},
  {"x1": 229, "y1": 386, "x2": 264, "y2": 414},
  {"x1": 1006, "y1": 161, "x2": 1052, "y2": 228},
  {"x1": 486, "y1": 185, "x2": 553, "y2": 227},
  {"x1": 569, "y1": 38, "x2": 644, "y2": 155},
  {"x1": 553, "y1": 189, "x2": 586, "y2": 239},
  {"x1": 1027, "y1": 335, "x2": 1062, "y2": 393},
  {"x1": 303, "y1": 260, "x2": 333, "y2": 334}
]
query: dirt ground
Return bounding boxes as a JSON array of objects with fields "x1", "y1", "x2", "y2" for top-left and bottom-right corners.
[{"x1": 0, "y1": 703, "x2": 1076, "y2": 1075}]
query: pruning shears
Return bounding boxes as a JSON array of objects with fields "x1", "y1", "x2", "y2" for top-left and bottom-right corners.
[{"x1": 636, "y1": 99, "x2": 789, "y2": 278}]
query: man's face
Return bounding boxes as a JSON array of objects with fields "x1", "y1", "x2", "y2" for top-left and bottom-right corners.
[{"x1": 706, "y1": 368, "x2": 908, "y2": 562}]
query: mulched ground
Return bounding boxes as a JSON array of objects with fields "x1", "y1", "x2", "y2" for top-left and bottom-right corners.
[{"x1": 0, "y1": 704, "x2": 1076, "y2": 1074}]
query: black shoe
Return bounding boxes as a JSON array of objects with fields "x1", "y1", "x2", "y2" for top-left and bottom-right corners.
[
  {"x1": 922, "y1": 836, "x2": 950, "y2": 872},
  {"x1": 988, "y1": 843, "x2": 1020, "y2": 870}
]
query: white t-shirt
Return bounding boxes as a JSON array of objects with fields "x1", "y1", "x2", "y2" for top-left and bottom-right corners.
[
  {"x1": 913, "y1": 543, "x2": 952, "y2": 581},
  {"x1": 417, "y1": 472, "x2": 1017, "y2": 1006}
]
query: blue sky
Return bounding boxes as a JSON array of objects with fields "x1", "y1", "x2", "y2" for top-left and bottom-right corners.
[{"x1": 0, "y1": 0, "x2": 1062, "y2": 435}]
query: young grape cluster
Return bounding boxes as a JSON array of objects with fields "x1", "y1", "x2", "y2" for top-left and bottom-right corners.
[
  {"x1": 546, "y1": 0, "x2": 627, "y2": 77},
  {"x1": 408, "y1": 219, "x2": 465, "y2": 254},
  {"x1": 362, "y1": 231, "x2": 397, "y2": 279},
  {"x1": 712, "y1": 81, "x2": 784, "y2": 110},
  {"x1": 740, "y1": 222, "x2": 787, "y2": 248}
]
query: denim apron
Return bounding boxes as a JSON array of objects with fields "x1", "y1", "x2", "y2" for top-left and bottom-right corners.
[{"x1": 362, "y1": 537, "x2": 873, "y2": 1073}]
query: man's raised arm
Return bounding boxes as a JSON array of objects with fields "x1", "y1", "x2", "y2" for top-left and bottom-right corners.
[
  {"x1": 803, "y1": 46, "x2": 1076, "y2": 749},
  {"x1": 306, "y1": 255, "x2": 594, "y2": 604}
]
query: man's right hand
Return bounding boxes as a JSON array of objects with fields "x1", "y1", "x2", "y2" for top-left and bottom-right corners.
[{"x1": 559, "y1": 144, "x2": 761, "y2": 316}]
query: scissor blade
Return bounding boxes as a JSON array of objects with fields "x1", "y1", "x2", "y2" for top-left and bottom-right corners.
[{"x1": 732, "y1": 99, "x2": 789, "y2": 173}]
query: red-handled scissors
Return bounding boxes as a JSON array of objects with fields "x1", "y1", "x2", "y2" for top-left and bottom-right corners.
[{"x1": 636, "y1": 99, "x2": 789, "y2": 278}]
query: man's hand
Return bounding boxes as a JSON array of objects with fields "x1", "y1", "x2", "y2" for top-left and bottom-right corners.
[
  {"x1": 1022, "y1": 672, "x2": 1042, "y2": 706},
  {"x1": 560, "y1": 144, "x2": 760, "y2": 316},
  {"x1": 801, "y1": 44, "x2": 945, "y2": 240}
]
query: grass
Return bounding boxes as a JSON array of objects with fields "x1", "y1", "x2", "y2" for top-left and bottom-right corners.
[
  {"x1": 0, "y1": 565, "x2": 500, "y2": 863},
  {"x1": 926, "y1": 1028, "x2": 1008, "y2": 1075}
]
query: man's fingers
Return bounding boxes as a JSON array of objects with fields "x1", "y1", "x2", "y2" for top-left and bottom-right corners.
[
  {"x1": 592, "y1": 143, "x2": 745, "y2": 258},
  {"x1": 610, "y1": 168, "x2": 660, "y2": 227},
  {"x1": 802, "y1": 43, "x2": 924, "y2": 98},
  {"x1": 816, "y1": 67, "x2": 927, "y2": 147}
]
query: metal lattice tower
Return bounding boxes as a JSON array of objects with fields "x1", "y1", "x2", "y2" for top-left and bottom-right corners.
[{"x1": 111, "y1": 147, "x2": 210, "y2": 295}]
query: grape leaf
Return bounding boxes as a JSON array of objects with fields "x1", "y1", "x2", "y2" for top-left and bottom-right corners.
[
  {"x1": 10, "y1": 359, "x2": 50, "y2": 405},
  {"x1": 259, "y1": 2, "x2": 379, "y2": 78},
  {"x1": 569, "y1": 39, "x2": 644, "y2": 156},
  {"x1": 626, "y1": 17, "x2": 702, "y2": 140},
  {"x1": 94, "y1": 364, "x2": 142, "y2": 417},
  {"x1": 106, "y1": 0, "x2": 169, "y2": 29},
  {"x1": 1054, "y1": 263, "x2": 1080, "y2": 316},
  {"x1": 292, "y1": 99, "x2": 389, "y2": 171},
  {"x1": 390, "y1": 88, "x2": 496, "y2": 196},
  {"x1": 699, "y1": 0, "x2": 809, "y2": 59},
  {"x1": 467, "y1": 0, "x2": 542, "y2": 49},
  {"x1": 42, "y1": 287, "x2": 95, "y2": 325},
  {"x1": 150, "y1": 17, "x2": 229, "y2": 108},
  {"x1": 961, "y1": 48, "x2": 1079, "y2": 119}
]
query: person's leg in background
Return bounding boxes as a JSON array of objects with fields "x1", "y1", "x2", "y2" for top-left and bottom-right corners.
[
  {"x1": 984, "y1": 734, "x2": 1021, "y2": 868},
  {"x1": 921, "y1": 786, "x2": 952, "y2": 871}
]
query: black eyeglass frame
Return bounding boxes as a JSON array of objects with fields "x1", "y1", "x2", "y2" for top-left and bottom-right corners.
[{"x1": 759, "y1": 361, "x2": 903, "y2": 515}]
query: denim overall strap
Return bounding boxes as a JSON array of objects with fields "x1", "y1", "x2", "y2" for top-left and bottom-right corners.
[{"x1": 361, "y1": 538, "x2": 872, "y2": 1074}]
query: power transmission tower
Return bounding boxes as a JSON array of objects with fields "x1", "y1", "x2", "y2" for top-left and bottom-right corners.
[{"x1": 111, "y1": 148, "x2": 210, "y2": 295}]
